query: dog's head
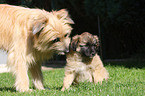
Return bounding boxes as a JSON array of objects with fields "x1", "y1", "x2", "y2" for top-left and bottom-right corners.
[
  {"x1": 30, "y1": 9, "x2": 74, "y2": 55},
  {"x1": 70, "y1": 32, "x2": 99, "y2": 58}
]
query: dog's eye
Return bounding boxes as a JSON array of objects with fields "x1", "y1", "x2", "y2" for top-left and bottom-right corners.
[
  {"x1": 64, "y1": 33, "x2": 69, "y2": 37},
  {"x1": 53, "y1": 38, "x2": 60, "y2": 42}
]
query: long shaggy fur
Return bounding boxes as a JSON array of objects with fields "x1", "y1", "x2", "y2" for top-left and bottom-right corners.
[
  {"x1": 61, "y1": 32, "x2": 109, "y2": 91},
  {"x1": 0, "y1": 4, "x2": 74, "y2": 92}
]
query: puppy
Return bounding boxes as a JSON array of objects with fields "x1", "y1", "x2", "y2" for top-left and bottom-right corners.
[
  {"x1": 0, "y1": 4, "x2": 74, "y2": 92},
  {"x1": 61, "y1": 32, "x2": 109, "y2": 91}
]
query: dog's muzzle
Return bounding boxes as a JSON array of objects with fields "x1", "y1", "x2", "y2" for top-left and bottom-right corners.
[
  {"x1": 65, "y1": 48, "x2": 69, "y2": 53},
  {"x1": 58, "y1": 48, "x2": 69, "y2": 55}
]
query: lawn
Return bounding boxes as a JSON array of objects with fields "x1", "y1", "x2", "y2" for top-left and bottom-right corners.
[{"x1": 0, "y1": 61, "x2": 144, "y2": 96}]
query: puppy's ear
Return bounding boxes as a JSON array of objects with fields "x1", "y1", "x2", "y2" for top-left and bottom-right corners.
[
  {"x1": 70, "y1": 35, "x2": 80, "y2": 51},
  {"x1": 94, "y1": 35, "x2": 100, "y2": 47},
  {"x1": 55, "y1": 9, "x2": 74, "y2": 24}
]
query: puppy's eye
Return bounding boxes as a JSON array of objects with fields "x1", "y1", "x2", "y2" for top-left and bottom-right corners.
[
  {"x1": 79, "y1": 45, "x2": 84, "y2": 47},
  {"x1": 53, "y1": 38, "x2": 60, "y2": 42},
  {"x1": 86, "y1": 43, "x2": 90, "y2": 46},
  {"x1": 80, "y1": 45, "x2": 86, "y2": 47}
]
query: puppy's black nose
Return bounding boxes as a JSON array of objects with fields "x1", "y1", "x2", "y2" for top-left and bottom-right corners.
[
  {"x1": 91, "y1": 53, "x2": 95, "y2": 56},
  {"x1": 91, "y1": 51, "x2": 96, "y2": 57}
]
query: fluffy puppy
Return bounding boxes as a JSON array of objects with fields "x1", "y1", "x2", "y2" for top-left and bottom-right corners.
[
  {"x1": 0, "y1": 4, "x2": 74, "y2": 92},
  {"x1": 61, "y1": 32, "x2": 109, "y2": 91}
]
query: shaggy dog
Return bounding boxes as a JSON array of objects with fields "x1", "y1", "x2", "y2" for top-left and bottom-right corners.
[
  {"x1": 0, "y1": 4, "x2": 74, "y2": 92},
  {"x1": 61, "y1": 32, "x2": 109, "y2": 91}
]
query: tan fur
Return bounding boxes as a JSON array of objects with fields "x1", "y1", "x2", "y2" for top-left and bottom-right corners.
[
  {"x1": 0, "y1": 4, "x2": 74, "y2": 92},
  {"x1": 61, "y1": 32, "x2": 109, "y2": 91}
]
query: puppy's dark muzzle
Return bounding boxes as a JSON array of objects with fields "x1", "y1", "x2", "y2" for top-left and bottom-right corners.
[
  {"x1": 84, "y1": 52, "x2": 96, "y2": 58},
  {"x1": 81, "y1": 47, "x2": 97, "y2": 58}
]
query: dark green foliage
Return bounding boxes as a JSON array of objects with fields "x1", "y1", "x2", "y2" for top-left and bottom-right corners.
[
  {"x1": 0, "y1": 0, "x2": 6, "y2": 3},
  {"x1": 83, "y1": 0, "x2": 145, "y2": 59}
]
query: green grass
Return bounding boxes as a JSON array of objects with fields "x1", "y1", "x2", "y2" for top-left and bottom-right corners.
[{"x1": 0, "y1": 61, "x2": 145, "y2": 96}]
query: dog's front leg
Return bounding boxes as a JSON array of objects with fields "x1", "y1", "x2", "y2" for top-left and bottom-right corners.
[
  {"x1": 61, "y1": 71, "x2": 75, "y2": 91},
  {"x1": 13, "y1": 57, "x2": 29, "y2": 92},
  {"x1": 29, "y1": 62, "x2": 44, "y2": 90},
  {"x1": 7, "y1": 47, "x2": 30, "y2": 92}
]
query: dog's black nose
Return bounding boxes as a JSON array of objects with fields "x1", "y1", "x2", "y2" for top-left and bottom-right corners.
[{"x1": 65, "y1": 49, "x2": 69, "y2": 53}]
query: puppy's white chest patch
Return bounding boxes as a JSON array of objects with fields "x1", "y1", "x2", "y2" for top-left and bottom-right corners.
[
  {"x1": 75, "y1": 63, "x2": 93, "y2": 82},
  {"x1": 76, "y1": 63, "x2": 86, "y2": 72}
]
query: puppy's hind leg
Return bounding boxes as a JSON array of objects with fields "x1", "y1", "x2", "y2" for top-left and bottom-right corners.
[
  {"x1": 29, "y1": 62, "x2": 44, "y2": 90},
  {"x1": 61, "y1": 71, "x2": 75, "y2": 91},
  {"x1": 93, "y1": 66, "x2": 109, "y2": 84}
]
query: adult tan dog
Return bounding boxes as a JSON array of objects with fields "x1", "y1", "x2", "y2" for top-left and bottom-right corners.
[
  {"x1": 61, "y1": 32, "x2": 109, "y2": 91},
  {"x1": 0, "y1": 4, "x2": 74, "y2": 92}
]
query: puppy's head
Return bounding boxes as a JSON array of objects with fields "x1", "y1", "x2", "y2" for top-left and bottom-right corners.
[
  {"x1": 70, "y1": 32, "x2": 99, "y2": 58},
  {"x1": 30, "y1": 9, "x2": 74, "y2": 55}
]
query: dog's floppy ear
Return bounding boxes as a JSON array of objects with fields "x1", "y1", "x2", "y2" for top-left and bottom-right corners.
[
  {"x1": 70, "y1": 35, "x2": 80, "y2": 51},
  {"x1": 55, "y1": 9, "x2": 74, "y2": 24},
  {"x1": 32, "y1": 21, "x2": 46, "y2": 35}
]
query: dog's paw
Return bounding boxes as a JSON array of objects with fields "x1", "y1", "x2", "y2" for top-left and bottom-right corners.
[
  {"x1": 17, "y1": 89, "x2": 33, "y2": 92},
  {"x1": 28, "y1": 89, "x2": 33, "y2": 92},
  {"x1": 61, "y1": 87, "x2": 65, "y2": 91}
]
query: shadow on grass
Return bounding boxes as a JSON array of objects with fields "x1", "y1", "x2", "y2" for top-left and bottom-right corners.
[
  {"x1": 0, "y1": 87, "x2": 16, "y2": 92},
  {"x1": 41, "y1": 53, "x2": 145, "y2": 70},
  {"x1": 104, "y1": 60, "x2": 145, "y2": 69},
  {"x1": 43, "y1": 60, "x2": 145, "y2": 69},
  {"x1": 43, "y1": 61, "x2": 66, "y2": 68},
  {"x1": 43, "y1": 85, "x2": 62, "y2": 91},
  {"x1": 52, "y1": 87, "x2": 62, "y2": 90}
]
